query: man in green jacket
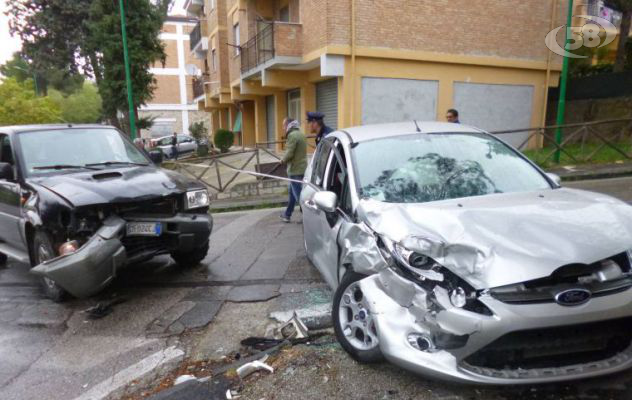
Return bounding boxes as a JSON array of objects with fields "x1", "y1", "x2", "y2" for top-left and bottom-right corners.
[{"x1": 280, "y1": 118, "x2": 307, "y2": 223}]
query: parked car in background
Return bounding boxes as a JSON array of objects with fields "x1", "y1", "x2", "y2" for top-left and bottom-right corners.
[
  {"x1": 301, "y1": 121, "x2": 632, "y2": 384},
  {"x1": 0, "y1": 125, "x2": 213, "y2": 301},
  {"x1": 152, "y1": 134, "x2": 198, "y2": 159}
]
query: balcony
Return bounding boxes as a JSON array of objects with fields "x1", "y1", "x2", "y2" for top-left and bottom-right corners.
[
  {"x1": 190, "y1": 20, "x2": 209, "y2": 59},
  {"x1": 192, "y1": 73, "x2": 209, "y2": 100},
  {"x1": 183, "y1": 0, "x2": 204, "y2": 16},
  {"x1": 240, "y1": 22, "x2": 303, "y2": 75}
]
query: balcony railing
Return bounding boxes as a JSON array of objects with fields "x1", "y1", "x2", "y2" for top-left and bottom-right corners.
[
  {"x1": 240, "y1": 23, "x2": 275, "y2": 74},
  {"x1": 192, "y1": 73, "x2": 209, "y2": 99},
  {"x1": 190, "y1": 21, "x2": 202, "y2": 51}
]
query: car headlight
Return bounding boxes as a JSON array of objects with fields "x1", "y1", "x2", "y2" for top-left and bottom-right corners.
[
  {"x1": 380, "y1": 236, "x2": 444, "y2": 282},
  {"x1": 185, "y1": 189, "x2": 210, "y2": 210}
]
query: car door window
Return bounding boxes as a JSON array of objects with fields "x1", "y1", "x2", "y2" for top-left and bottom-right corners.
[
  {"x1": 0, "y1": 135, "x2": 14, "y2": 165},
  {"x1": 311, "y1": 140, "x2": 332, "y2": 187},
  {"x1": 325, "y1": 143, "x2": 352, "y2": 217}
]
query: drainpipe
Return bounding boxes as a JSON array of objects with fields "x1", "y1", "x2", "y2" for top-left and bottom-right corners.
[
  {"x1": 350, "y1": 0, "x2": 356, "y2": 126},
  {"x1": 540, "y1": 0, "x2": 558, "y2": 148}
]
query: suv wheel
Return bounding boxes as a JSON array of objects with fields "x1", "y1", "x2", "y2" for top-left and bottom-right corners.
[
  {"x1": 31, "y1": 230, "x2": 67, "y2": 302},
  {"x1": 171, "y1": 241, "x2": 209, "y2": 267},
  {"x1": 332, "y1": 271, "x2": 383, "y2": 363}
]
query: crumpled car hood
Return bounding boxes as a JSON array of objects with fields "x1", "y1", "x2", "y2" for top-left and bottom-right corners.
[
  {"x1": 358, "y1": 188, "x2": 632, "y2": 289},
  {"x1": 29, "y1": 166, "x2": 202, "y2": 207}
]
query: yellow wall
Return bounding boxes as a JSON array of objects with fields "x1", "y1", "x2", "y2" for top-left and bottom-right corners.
[{"x1": 340, "y1": 56, "x2": 559, "y2": 141}]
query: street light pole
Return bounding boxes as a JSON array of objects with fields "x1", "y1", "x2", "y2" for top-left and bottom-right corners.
[
  {"x1": 554, "y1": 0, "x2": 574, "y2": 163},
  {"x1": 119, "y1": 0, "x2": 137, "y2": 139}
]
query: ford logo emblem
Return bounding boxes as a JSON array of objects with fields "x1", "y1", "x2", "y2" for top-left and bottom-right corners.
[{"x1": 555, "y1": 288, "x2": 592, "y2": 306}]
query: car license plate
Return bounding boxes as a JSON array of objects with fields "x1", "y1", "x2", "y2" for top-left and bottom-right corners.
[{"x1": 126, "y1": 222, "x2": 162, "y2": 237}]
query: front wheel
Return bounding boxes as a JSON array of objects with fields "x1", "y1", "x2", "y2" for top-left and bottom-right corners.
[
  {"x1": 332, "y1": 271, "x2": 383, "y2": 363},
  {"x1": 171, "y1": 241, "x2": 209, "y2": 268},
  {"x1": 31, "y1": 230, "x2": 67, "y2": 302}
]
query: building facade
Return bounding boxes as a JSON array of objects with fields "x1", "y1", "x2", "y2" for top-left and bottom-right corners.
[
  {"x1": 139, "y1": 15, "x2": 210, "y2": 139},
  {"x1": 185, "y1": 0, "x2": 572, "y2": 150}
]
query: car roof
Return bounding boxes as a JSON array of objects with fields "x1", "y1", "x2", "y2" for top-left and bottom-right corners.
[
  {"x1": 339, "y1": 121, "x2": 485, "y2": 143},
  {"x1": 0, "y1": 124, "x2": 118, "y2": 134}
]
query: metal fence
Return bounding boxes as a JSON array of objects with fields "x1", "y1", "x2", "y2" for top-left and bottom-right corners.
[{"x1": 168, "y1": 119, "x2": 632, "y2": 200}]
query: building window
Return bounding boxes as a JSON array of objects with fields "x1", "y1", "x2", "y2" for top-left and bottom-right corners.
[
  {"x1": 211, "y1": 49, "x2": 217, "y2": 71},
  {"x1": 233, "y1": 23, "x2": 240, "y2": 55},
  {"x1": 279, "y1": 6, "x2": 289, "y2": 22},
  {"x1": 287, "y1": 89, "x2": 301, "y2": 122}
]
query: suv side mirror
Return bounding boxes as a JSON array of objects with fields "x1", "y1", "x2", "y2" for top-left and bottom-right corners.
[
  {"x1": 546, "y1": 172, "x2": 562, "y2": 186},
  {"x1": 0, "y1": 162, "x2": 13, "y2": 180},
  {"x1": 148, "y1": 150, "x2": 163, "y2": 164},
  {"x1": 312, "y1": 191, "x2": 338, "y2": 213}
]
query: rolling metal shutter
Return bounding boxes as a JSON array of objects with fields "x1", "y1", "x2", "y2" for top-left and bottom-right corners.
[{"x1": 316, "y1": 79, "x2": 338, "y2": 130}]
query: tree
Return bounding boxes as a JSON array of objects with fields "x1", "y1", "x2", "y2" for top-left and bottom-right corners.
[
  {"x1": 6, "y1": 0, "x2": 168, "y2": 133},
  {"x1": 0, "y1": 78, "x2": 62, "y2": 125},
  {"x1": 86, "y1": 0, "x2": 168, "y2": 132},
  {"x1": 189, "y1": 121, "x2": 208, "y2": 142},
  {"x1": 48, "y1": 83, "x2": 102, "y2": 123},
  {"x1": 0, "y1": 53, "x2": 85, "y2": 95},
  {"x1": 606, "y1": 0, "x2": 632, "y2": 72}
]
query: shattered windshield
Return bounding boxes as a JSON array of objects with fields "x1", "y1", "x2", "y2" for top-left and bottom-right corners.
[
  {"x1": 353, "y1": 133, "x2": 551, "y2": 203},
  {"x1": 18, "y1": 128, "x2": 149, "y2": 176}
]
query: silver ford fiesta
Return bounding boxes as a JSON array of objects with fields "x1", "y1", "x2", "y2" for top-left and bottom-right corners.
[{"x1": 300, "y1": 121, "x2": 632, "y2": 385}]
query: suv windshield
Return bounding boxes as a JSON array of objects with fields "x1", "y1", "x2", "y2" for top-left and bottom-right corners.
[
  {"x1": 353, "y1": 133, "x2": 551, "y2": 203},
  {"x1": 18, "y1": 128, "x2": 149, "y2": 176}
]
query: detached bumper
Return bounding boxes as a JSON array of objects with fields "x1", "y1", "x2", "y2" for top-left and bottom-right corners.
[
  {"x1": 359, "y1": 270, "x2": 632, "y2": 385},
  {"x1": 31, "y1": 216, "x2": 127, "y2": 298},
  {"x1": 31, "y1": 213, "x2": 213, "y2": 299}
]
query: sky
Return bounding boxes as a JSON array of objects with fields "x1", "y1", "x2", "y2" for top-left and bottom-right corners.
[
  {"x1": 0, "y1": 0, "x2": 187, "y2": 67},
  {"x1": 0, "y1": 0, "x2": 22, "y2": 65}
]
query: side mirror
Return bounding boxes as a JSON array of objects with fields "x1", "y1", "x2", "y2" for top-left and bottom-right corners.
[
  {"x1": 312, "y1": 191, "x2": 338, "y2": 213},
  {"x1": 148, "y1": 150, "x2": 164, "y2": 165},
  {"x1": 546, "y1": 172, "x2": 562, "y2": 186},
  {"x1": 0, "y1": 162, "x2": 13, "y2": 180}
]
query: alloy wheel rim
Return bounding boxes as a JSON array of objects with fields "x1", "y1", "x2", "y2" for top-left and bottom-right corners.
[{"x1": 338, "y1": 282, "x2": 379, "y2": 351}]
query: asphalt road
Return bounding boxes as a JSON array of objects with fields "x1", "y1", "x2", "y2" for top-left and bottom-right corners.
[{"x1": 1, "y1": 176, "x2": 631, "y2": 400}]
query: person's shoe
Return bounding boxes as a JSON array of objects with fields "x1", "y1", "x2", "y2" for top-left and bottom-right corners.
[{"x1": 279, "y1": 215, "x2": 291, "y2": 223}]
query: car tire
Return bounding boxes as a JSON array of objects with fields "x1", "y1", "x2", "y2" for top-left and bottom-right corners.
[
  {"x1": 332, "y1": 271, "x2": 384, "y2": 363},
  {"x1": 171, "y1": 241, "x2": 209, "y2": 268},
  {"x1": 31, "y1": 230, "x2": 67, "y2": 302}
]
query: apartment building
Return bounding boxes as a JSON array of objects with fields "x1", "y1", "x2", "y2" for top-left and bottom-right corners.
[
  {"x1": 185, "y1": 0, "x2": 570, "y2": 150},
  {"x1": 138, "y1": 15, "x2": 210, "y2": 139}
]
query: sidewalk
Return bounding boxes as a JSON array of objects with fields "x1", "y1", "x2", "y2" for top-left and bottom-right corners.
[{"x1": 548, "y1": 161, "x2": 632, "y2": 181}]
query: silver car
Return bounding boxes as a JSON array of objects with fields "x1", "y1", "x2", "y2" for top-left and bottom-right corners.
[
  {"x1": 153, "y1": 134, "x2": 198, "y2": 159},
  {"x1": 300, "y1": 121, "x2": 632, "y2": 384}
]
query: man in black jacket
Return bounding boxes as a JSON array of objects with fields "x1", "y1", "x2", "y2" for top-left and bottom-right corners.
[
  {"x1": 171, "y1": 132, "x2": 178, "y2": 160},
  {"x1": 307, "y1": 112, "x2": 333, "y2": 145}
]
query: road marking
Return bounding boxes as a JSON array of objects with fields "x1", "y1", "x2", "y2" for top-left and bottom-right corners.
[{"x1": 72, "y1": 346, "x2": 184, "y2": 400}]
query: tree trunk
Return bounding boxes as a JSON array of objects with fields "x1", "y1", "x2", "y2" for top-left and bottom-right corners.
[{"x1": 614, "y1": 10, "x2": 631, "y2": 73}]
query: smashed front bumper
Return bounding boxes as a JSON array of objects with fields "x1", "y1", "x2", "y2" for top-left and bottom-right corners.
[
  {"x1": 359, "y1": 269, "x2": 632, "y2": 384},
  {"x1": 31, "y1": 216, "x2": 127, "y2": 298},
  {"x1": 31, "y1": 213, "x2": 213, "y2": 298}
]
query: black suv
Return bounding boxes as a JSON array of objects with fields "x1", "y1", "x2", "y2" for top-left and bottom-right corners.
[{"x1": 0, "y1": 125, "x2": 213, "y2": 301}]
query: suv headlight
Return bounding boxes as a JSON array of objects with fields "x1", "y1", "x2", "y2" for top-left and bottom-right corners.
[{"x1": 185, "y1": 189, "x2": 210, "y2": 210}]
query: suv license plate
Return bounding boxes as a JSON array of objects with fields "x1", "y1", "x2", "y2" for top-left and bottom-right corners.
[{"x1": 126, "y1": 222, "x2": 162, "y2": 237}]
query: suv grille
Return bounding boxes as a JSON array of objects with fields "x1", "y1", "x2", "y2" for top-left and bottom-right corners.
[
  {"x1": 116, "y1": 197, "x2": 177, "y2": 217},
  {"x1": 464, "y1": 317, "x2": 632, "y2": 370}
]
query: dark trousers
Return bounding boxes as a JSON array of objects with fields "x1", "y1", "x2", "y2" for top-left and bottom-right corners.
[
  {"x1": 284, "y1": 175, "x2": 304, "y2": 218},
  {"x1": 171, "y1": 145, "x2": 178, "y2": 160}
]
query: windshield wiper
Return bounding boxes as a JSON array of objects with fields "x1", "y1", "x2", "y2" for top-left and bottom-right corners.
[
  {"x1": 34, "y1": 164, "x2": 100, "y2": 171},
  {"x1": 85, "y1": 161, "x2": 149, "y2": 167}
]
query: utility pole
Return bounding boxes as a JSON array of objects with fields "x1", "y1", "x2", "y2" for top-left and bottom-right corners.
[
  {"x1": 554, "y1": 0, "x2": 574, "y2": 163},
  {"x1": 119, "y1": 0, "x2": 137, "y2": 139}
]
